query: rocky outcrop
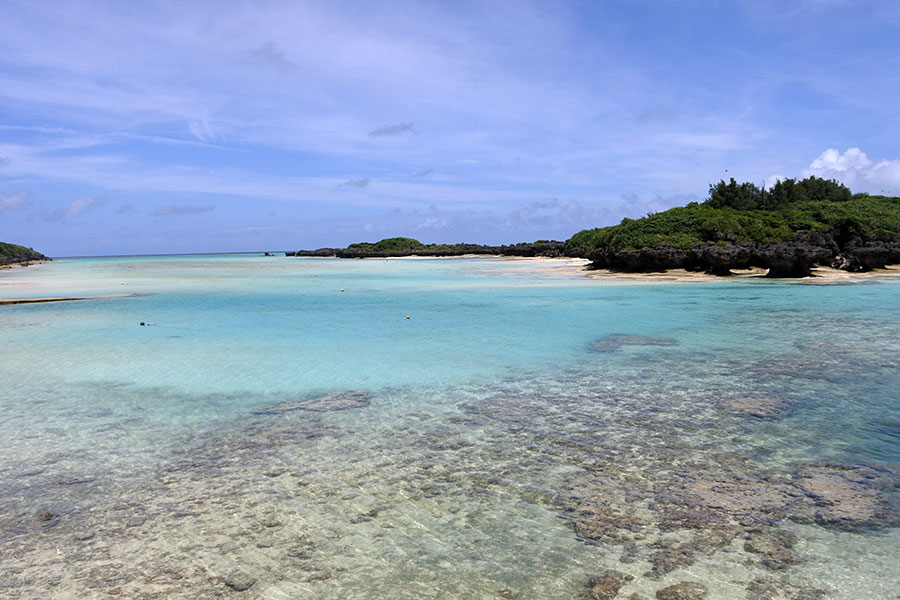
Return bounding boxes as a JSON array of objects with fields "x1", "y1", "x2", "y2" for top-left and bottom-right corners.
[
  {"x1": 589, "y1": 334, "x2": 678, "y2": 353},
  {"x1": 587, "y1": 570, "x2": 634, "y2": 599},
  {"x1": 655, "y1": 582, "x2": 707, "y2": 600},
  {"x1": 0, "y1": 241, "x2": 50, "y2": 267},
  {"x1": 286, "y1": 240, "x2": 566, "y2": 259},
  {"x1": 251, "y1": 390, "x2": 370, "y2": 414},
  {"x1": 585, "y1": 230, "x2": 900, "y2": 277}
]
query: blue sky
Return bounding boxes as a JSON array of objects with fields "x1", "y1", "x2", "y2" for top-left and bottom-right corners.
[{"x1": 1, "y1": 0, "x2": 899, "y2": 256}]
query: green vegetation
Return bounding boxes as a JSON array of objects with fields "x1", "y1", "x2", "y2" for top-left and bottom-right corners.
[
  {"x1": 290, "y1": 237, "x2": 566, "y2": 258},
  {"x1": 565, "y1": 177, "x2": 900, "y2": 256},
  {"x1": 0, "y1": 241, "x2": 48, "y2": 265},
  {"x1": 348, "y1": 237, "x2": 426, "y2": 253}
]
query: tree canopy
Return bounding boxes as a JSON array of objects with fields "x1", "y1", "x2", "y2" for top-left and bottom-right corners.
[{"x1": 705, "y1": 176, "x2": 852, "y2": 211}]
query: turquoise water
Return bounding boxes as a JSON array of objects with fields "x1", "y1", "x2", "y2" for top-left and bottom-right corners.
[{"x1": 1, "y1": 255, "x2": 898, "y2": 599}]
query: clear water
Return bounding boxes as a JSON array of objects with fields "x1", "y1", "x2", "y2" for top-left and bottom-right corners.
[{"x1": 1, "y1": 255, "x2": 898, "y2": 599}]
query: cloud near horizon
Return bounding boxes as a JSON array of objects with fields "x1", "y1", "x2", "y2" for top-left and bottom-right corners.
[
  {"x1": 339, "y1": 178, "x2": 370, "y2": 189},
  {"x1": 47, "y1": 196, "x2": 106, "y2": 221},
  {"x1": 0, "y1": 191, "x2": 30, "y2": 213},
  {"x1": 368, "y1": 122, "x2": 417, "y2": 137},
  {"x1": 153, "y1": 204, "x2": 215, "y2": 216},
  {"x1": 803, "y1": 148, "x2": 900, "y2": 195}
]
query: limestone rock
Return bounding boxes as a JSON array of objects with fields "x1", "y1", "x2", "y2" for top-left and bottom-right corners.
[
  {"x1": 587, "y1": 569, "x2": 634, "y2": 599},
  {"x1": 222, "y1": 569, "x2": 256, "y2": 591},
  {"x1": 590, "y1": 334, "x2": 678, "y2": 353},
  {"x1": 252, "y1": 390, "x2": 370, "y2": 414},
  {"x1": 655, "y1": 581, "x2": 707, "y2": 600}
]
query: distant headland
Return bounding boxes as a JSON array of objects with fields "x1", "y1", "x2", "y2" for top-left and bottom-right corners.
[
  {"x1": 288, "y1": 177, "x2": 900, "y2": 278},
  {"x1": 0, "y1": 241, "x2": 50, "y2": 269},
  {"x1": 286, "y1": 237, "x2": 566, "y2": 259},
  {"x1": 7, "y1": 177, "x2": 900, "y2": 279}
]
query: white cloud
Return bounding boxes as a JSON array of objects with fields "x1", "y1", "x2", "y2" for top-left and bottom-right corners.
[
  {"x1": 803, "y1": 148, "x2": 900, "y2": 193},
  {"x1": 764, "y1": 174, "x2": 786, "y2": 189},
  {"x1": 188, "y1": 109, "x2": 217, "y2": 142},
  {"x1": 47, "y1": 196, "x2": 106, "y2": 221},
  {"x1": 0, "y1": 191, "x2": 30, "y2": 212},
  {"x1": 417, "y1": 217, "x2": 447, "y2": 230},
  {"x1": 618, "y1": 192, "x2": 696, "y2": 220}
]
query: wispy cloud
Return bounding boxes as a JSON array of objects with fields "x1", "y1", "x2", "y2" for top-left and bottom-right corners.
[
  {"x1": 636, "y1": 106, "x2": 678, "y2": 123},
  {"x1": 339, "y1": 177, "x2": 370, "y2": 189},
  {"x1": 368, "y1": 122, "x2": 417, "y2": 137},
  {"x1": 618, "y1": 192, "x2": 698, "y2": 220},
  {"x1": 245, "y1": 42, "x2": 296, "y2": 72},
  {"x1": 1, "y1": 1, "x2": 896, "y2": 255},
  {"x1": 47, "y1": 196, "x2": 106, "y2": 221},
  {"x1": 505, "y1": 198, "x2": 608, "y2": 233},
  {"x1": 153, "y1": 204, "x2": 215, "y2": 216},
  {"x1": 0, "y1": 191, "x2": 30, "y2": 213},
  {"x1": 188, "y1": 109, "x2": 217, "y2": 142}
]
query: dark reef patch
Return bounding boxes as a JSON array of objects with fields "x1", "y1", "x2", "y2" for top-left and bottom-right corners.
[
  {"x1": 589, "y1": 334, "x2": 679, "y2": 353},
  {"x1": 251, "y1": 390, "x2": 371, "y2": 415}
]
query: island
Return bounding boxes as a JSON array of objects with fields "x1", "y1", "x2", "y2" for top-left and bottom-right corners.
[
  {"x1": 289, "y1": 177, "x2": 900, "y2": 278},
  {"x1": 0, "y1": 241, "x2": 50, "y2": 268},
  {"x1": 286, "y1": 237, "x2": 567, "y2": 258},
  {"x1": 565, "y1": 177, "x2": 900, "y2": 277}
]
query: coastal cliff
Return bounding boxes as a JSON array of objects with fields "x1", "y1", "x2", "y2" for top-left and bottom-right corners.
[
  {"x1": 0, "y1": 242, "x2": 50, "y2": 268},
  {"x1": 565, "y1": 177, "x2": 900, "y2": 277}
]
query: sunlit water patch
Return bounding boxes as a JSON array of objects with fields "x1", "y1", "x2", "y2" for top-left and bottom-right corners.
[{"x1": 1, "y1": 255, "x2": 898, "y2": 599}]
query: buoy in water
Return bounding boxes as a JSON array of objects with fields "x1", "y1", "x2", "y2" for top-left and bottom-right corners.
[
  {"x1": 340, "y1": 288, "x2": 344, "y2": 292},
  {"x1": 406, "y1": 315, "x2": 410, "y2": 319}
]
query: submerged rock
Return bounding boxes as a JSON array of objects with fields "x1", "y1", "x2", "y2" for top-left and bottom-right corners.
[
  {"x1": 252, "y1": 390, "x2": 370, "y2": 414},
  {"x1": 723, "y1": 396, "x2": 789, "y2": 418},
  {"x1": 743, "y1": 529, "x2": 799, "y2": 570},
  {"x1": 587, "y1": 569, "x2": 634, "y2": 599},
  {"x1": 564, "y1": 456, "x2": 899, "y2": 587},
  {"x1": 793, "y1": 463, "x2": 900, "y2": 529},
  {"x1": 745, "y1": 576, "x2": 828, "y2": 600},
  {"x1": 222, "y1": 569, "x2": 256, "y2": 591},
  {"x1": 590, "y1": 334, "x2": 678, "y2": 353},
  {"x1": 655, "y1": 582, "x2": 707, "y2": 600}
]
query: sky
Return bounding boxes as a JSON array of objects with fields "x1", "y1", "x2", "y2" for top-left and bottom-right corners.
[{"x1": 1, "y1": 0, "x2": 899, "y2": 256}]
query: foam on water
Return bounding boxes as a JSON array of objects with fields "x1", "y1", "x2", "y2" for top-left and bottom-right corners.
[{"x1": 1, "y1": 255, "x2": 898, "y2": 598}]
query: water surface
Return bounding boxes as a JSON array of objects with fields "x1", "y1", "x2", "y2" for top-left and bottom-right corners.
[{"x1": 1, "y1": 255, "x2": 898, "y2": 599}]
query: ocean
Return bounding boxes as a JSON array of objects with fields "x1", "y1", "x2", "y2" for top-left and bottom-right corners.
[{"x1": 1, "y1": 254, "x2": 898, "y2": 599}]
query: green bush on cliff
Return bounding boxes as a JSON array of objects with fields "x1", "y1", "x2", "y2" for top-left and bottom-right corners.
[
  {"x1": 565, "y1": 178, "x2": 900, "y2": 256},
  {"x1": 353, "y1": 237, "x2": 426, "y2": 252},
  {"x1": 1, "y1": 241, "x2": 47, "y2": 261}
]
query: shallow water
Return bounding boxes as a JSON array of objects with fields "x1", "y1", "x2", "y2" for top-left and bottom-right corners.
[{"x1": 1, "y1": 255, "x2": 898, "y2": 599}]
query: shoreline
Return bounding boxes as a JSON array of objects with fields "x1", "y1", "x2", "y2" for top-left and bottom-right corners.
[
  {"x1": 0, "y1": 293, "x2": 139, "y2": 306},
  {"x1": 371, "y1": 255, "x2": 900, "y2": 282},
  {"x1": 583, "y1": 263, "x2": 900, "y2": 283},
  {"x1": 0, "y1": 260, "x2": 50, "y2": 270},
  {"x1": 3, "y1": 257, "x2": 900, "y2": 306}
]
